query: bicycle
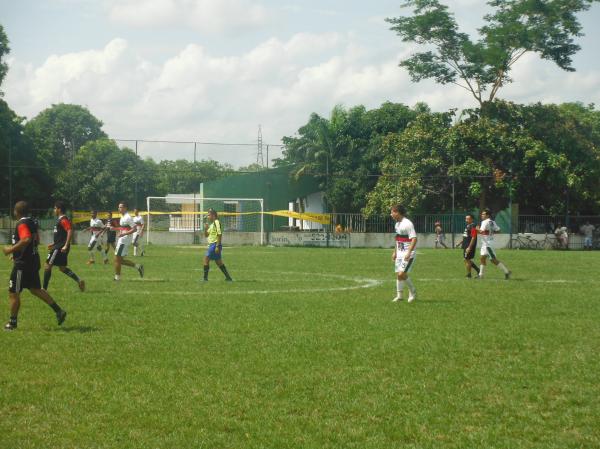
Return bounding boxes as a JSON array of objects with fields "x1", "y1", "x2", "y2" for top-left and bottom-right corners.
[
  {"x1": 539, "y1": 233, "x2": 561, "y2": 250},
  {"x1": 509, "y1": 233, "x2": 540, "y2": 250}
]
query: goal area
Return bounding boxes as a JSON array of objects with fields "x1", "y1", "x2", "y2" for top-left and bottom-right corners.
[{"x1": 146, "y1": 196, "x2": 264, "y2": 245}]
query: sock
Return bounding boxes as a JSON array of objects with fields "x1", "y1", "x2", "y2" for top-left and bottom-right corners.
[
  {"x1": 471, "y1": 263, "x2": 480, "y2": 274},
  {"x1": 49, "y1": 302, "x2": 61, "y2": 314},
  {"x1": 43, "y1": 270, "x2": 52, "y2": 290},
  {"x1": 62, "y1": 268, "x2": 81, "y2": 283},
  {"x1": 102, "y1": 250, "x2": 108, "y2": 261},
  {"x1": 219, "y1": 264, "x2": 232, "y2": 280},
  {"x1": 88, "y1": 250, "x2": 95, "y2": 261},
  {"x1": 114, "y1": 274, "x2": 120, "y2": 281},
  {"x1": 396, "y1": 279, "x2": 404, "y2": 296},
  {"x1": 479, "y1": 265, "x2": 486, "y2": 278},
  {"x1": 405, "y1": 277, "x2": 416, "y2": 295},
  {"x1": 133, "y1": 247, "x2": 138, "y2": 256},
  {"x1": 9, "y1": 315, "x2": 17, "y2": 326},
  {"x1": 203, "y1": 265, "x2": 209, "y2": 280},
  {"x1": 497, "y1": 262, "x2": 509, "y2": 274}
]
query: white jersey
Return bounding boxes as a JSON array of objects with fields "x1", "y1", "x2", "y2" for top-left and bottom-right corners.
[
  {"x1": 118, "y1": 213, "x2": 135, "y2": 245},
  {"x1": 394, "y1": 218, "x2": 417, "y2": 255},
  {"x1": 133, "y1": 215, "x2": 144, "y2": 230},
  {"x1": 90, "y1": 218, "x2": 104, "y2": 236},
  {"x1": 480, "y1": 218, "x2": 500, "y2": 246}
]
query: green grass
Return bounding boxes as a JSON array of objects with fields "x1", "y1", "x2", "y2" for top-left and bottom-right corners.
[{"x1": 1, "y1": 245, "x2": 599, "y2": 449}]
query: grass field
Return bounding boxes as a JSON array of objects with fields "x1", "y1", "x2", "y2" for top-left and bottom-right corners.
[{"x1": 1, "y1": 245, "x2": 599, "y2": 449}]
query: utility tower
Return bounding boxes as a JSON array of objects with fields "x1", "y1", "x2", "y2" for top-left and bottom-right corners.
[{"x1": 257, "y1": 125, "x2": 264, "y2": 167}]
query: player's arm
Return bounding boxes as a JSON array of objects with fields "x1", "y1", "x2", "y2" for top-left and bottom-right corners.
[
  {"x1": 62, "y1": 218, "x2": 73, "y2": 252},
  {"x1": 404, "y1": 237, "x2": 417, "y2": 260},
  {"x1": 215, "y1": 220, "x2": 222, "y2": 253},
  {"x1": 467, "y1": 228, "x2": 477, "y2": 251},
  {"x1": 3, "y1": 224, "x2": 32, "y2": 256}
]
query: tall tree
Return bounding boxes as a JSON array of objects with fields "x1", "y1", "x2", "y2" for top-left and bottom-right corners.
[
  {"x1": 387, "y1": 0, "x2": 599, "y2": 107},
  {"x1": 54, "y1": 139, "x2": 159, "y2": 210},
  {"x1": 154, "y1": 159, "x2": 233, "y2": 196},
  {"x1": 24, "y1": 103, "x2": 107, "y2": 174},
  {"x1": 0, "y1": 24, "x2": 9, "y2": 94},
  {"x1": 277, "y1": 102, "x2": 420, "y2": 212}
]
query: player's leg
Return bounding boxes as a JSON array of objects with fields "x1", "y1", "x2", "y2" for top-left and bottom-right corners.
[
  {"x1": 478, "y1": 246, "x2": 488, "y2": 278},
  {"x1": 133, "y1": 232, "x2": 139, "y2": 256},
  {"x1": 489, "y1": 250, "x2": 511, "y2": 279},
  {"x1": 43, "y1": 249, "x2": 59, "y2": 290},
  {"x1": 58, "y1": 265, "x2": 85, "y2": 291},
  {"x1": 393, "y1": 255, "x2": 416, "y2": 302},
  {"x1": 215, "y1": 257, "x2": 232, "y2": 281},
  {"x1": 202, "y1": 254, "x2": 210, "y2": 281},
  {"x1": 30, "y1": 288, "x2": 67, "y2": 325},
  {"x1": 87, "y1": 235, "x2": 97, "y2": 264},
  {"x1": 5, "y1": 268, "x2": 22, "y2": 330}
]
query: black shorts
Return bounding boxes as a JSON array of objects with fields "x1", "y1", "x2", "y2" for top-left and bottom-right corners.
[
  {"x1": 107, "y1": 231, "x2": 116, "y2": 244},
  {"x1": 9, "y1": 266, "x2": 41, "y2": 293},
  {"x1": 47, "y1": 248, "x2": 69, "y2": 267},
  {"x1": 463, "y1": 248, "x2": 475, "y2": 260}
]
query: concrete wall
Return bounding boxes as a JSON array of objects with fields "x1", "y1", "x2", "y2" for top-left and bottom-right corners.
[{"x1": 18, "y1": 230, "x2": 584, "y2": 250}]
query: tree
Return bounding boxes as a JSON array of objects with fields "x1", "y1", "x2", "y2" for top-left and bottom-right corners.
[
  {"x1": 24, "y1": 103, "x2": 107, "y2": 174},
  {"x1": 277, "y1": 102, "x2": 421, "y2": 212},
  {"x1": 0, "y1": 24, "x2": 10, "y2": 94},
  {"x1": 54, "y1": 139, "x2": 159, "y2": 210},
  {"x1": 154, "y1": 159, "x2": 233, "y2": 196},
  {"x1": 387, "y1": 0, "x2": 599, "y2": 107}
]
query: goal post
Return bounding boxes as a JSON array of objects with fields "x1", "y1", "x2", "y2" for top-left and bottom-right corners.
[{"x1": 145, "y1": 196, "x2": 264, "y2": 245}]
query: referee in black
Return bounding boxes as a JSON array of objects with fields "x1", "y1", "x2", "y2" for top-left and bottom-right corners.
[{"x1": 3, "y1": 201, "x2": 67, "y2": 331}]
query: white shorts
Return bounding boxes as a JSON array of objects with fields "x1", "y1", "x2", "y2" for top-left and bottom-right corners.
[
  {"x1": 88, "y1": 233, "x2": 104, "y2": 249},
  {"x1": 480, "y1": 244, "x2": 497, "y2": 260},
  {"x1": 395, "y1": 253, "x2": 416, "y2": 273},
  {"x1": 115, "y1": 238, "x2": 130, "y2": 257},
  {"x1": 132, "y1": 232, "x2": 143, "y2": 246}
]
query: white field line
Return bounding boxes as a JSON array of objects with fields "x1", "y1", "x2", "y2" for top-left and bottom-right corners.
[{"x1": 122, "y1": 271, "x2": 383, "y2": 296}]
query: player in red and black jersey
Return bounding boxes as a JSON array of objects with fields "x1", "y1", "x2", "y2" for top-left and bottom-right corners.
[
  {"x1": 3, "y1": 201, "x2": 67, "y2": 331},
  {"x1": 43, "y1": 201, "x2": 85, "y2": 292},
  {"x1": 459, "y1": 214, "x2": 480, "y2": 278}
]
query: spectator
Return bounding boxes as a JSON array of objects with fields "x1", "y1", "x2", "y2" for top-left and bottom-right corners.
[
  {"x1": 580, "y1": 221, "x2": 596, "y2": 251},
  {"x1": 554, "y1": 223, "x2": 569, "y2": 249}
]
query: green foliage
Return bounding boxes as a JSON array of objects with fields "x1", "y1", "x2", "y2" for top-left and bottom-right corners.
[
  {"x1": 387, "y1": 0, "x2": 599, "y2": 105},
  {"x1": 277, "y1": 102, "x2": 421, "y2": 212},
  {"x1": 0, "y1": 99, "x2": 48, "y2": 209},
  {"x1": 2, "y1": 246, "x2": 600, "y2": 448},
  {"x1": 24, "y1": 103, "x2": 107, "y2": 176},
  {"x1": 154, "y1": 159, "x2": 233, "y2": 196},
  {"x1": 0, "y1": 24, "x2": 10, "y2": 94},
  {"x1": 365, "y1": 101, "x2": 600, "y2": 215},
  {"x1": 53, "y1": 139, "x2": 156, "y2": 209}
]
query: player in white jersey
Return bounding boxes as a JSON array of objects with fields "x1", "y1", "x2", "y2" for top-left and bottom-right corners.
[
  {"x1": 112, "y1": 202, "x2": 144, "y2": 281},
  {"x1": 391, "y1": 204, "x2": 417, "y2": 303},
  {"x1": 132, "y1": 208, "x2": 145, "y2": 257},
  {"x1": 87, "y1": 210, "x2": 109, "y2": 265},
  {"x1": 477, "y1": 208, "x2": 511, "y2": 280}
]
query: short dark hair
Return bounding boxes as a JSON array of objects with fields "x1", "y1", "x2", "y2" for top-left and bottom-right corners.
[
  {"x1": 482, "y1": 208, "x2": 491, "y2": 216},
  {"x1": 119, "y1": 201, "x2": 128, "y2": 208},
  {"x1": 466, "y1": 213, "x2": 475, "y2": 220},
  {"x1": 207, "y1": 208, "x2": 218, "y2": 218},
  {"x1": 14, "y1": 201, "x2": 29, "y2": 217},
  {"x1": 391, "y1": 204, "x2": 406, "y2": 215},
  {"x1": 54, "y1": 200, "x2": 67, "y2": 213}
]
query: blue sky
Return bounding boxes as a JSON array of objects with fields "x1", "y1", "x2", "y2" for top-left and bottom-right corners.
[{"x1": 2, "y1": 0, "x2": 600, "y2": 165}]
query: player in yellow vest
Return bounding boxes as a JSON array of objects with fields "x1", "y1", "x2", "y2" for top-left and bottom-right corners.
[{"x1": 203, "y1": 208, "x2": 233, "y2": 282}]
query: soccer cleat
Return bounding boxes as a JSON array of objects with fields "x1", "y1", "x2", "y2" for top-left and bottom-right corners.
[
  {"x1": 78, "y1": 280, "x2": 86, "y2": 292},
  {"x1": 392, "y1": 294, "x2": 402, "y2": 302},
  {"x1": 103, "y1": 259, "x2": 109, "y2": 265},
  {"x1": 86, "y1": 260, "x2": 95, "y2": 265},
  {"x1": 225, "y1": 278, "x2": 233, "y2": 282},
  {"x1": 202, "y1": 278, "x2": 208, "y2": 282},
  {"x1": 505, "y1": 271, "x2": 512, "y2": 280},
  {"x1": 138, "y1": 265, "x2": 144, "y2": 278},
  {"x1": 4, "y1": 322, "x2": 17, "y2": 331},
  {"x1": 56, "y1": 310, "x2": 67, "y2": 326},
  {"x1": 408, "y1": 292, "x2": 417, "y2": 303},
  {"x1": 466, "y1": 274, "x2": 472, "y2": 278}
]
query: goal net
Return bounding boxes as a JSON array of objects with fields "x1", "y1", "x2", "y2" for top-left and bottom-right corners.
[{"x1": 146, "y1": 196, "x2": 264, "y2": 245}]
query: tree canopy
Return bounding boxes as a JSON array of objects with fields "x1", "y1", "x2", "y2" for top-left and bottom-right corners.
[{"x1": 387, "y1": 0, "x2": 599, "y2": 106}]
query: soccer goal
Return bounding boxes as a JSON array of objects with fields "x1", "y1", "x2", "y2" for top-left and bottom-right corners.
[{"x1": 146, "y1": 196, "x2": 264, "y2": 245}]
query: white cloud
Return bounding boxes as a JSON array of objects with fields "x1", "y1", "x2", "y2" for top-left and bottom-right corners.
[
  {"x1": 4, "y1": 33, "x2": 600, "y2": 166},
  {"x1": 106, "y1": 0, "x2": 270, "y2": 34}
]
